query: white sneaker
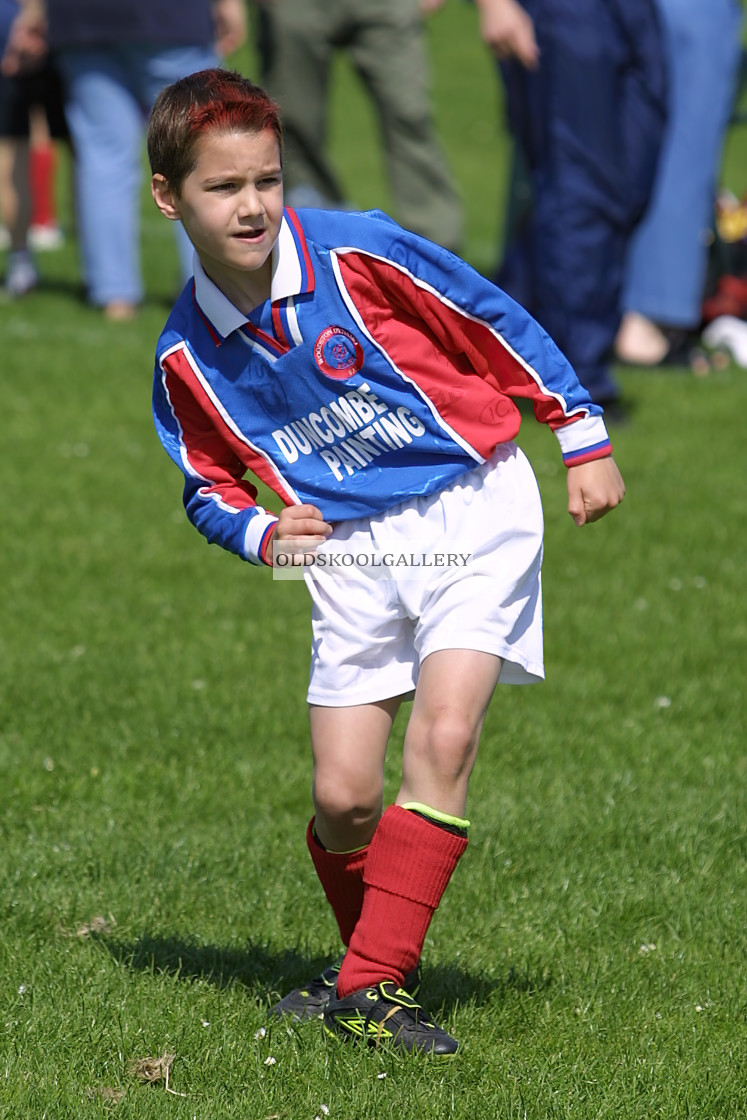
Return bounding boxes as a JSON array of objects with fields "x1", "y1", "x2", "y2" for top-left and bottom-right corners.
[
  {"x1": 29, "y1": 224, "x2": 65, "y2": 251},
  {"x1": 702, "y1": 315, "x2": 747, "y2": 369},
  {"x1": 4, "y1": 250, "x2": 38, "y2": 297}
]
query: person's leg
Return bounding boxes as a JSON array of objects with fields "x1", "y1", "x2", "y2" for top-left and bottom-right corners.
[
  {"x1": 310, "y1": 697, "x2": 398, "y2": 855},
  {"x1": 620, "y1": 0, "x2": 743, "y2": 332},
  {"x1": 0, "y1": 134, "x2": 30, "y2": 251},
  {"x1": 397, "y1": 648, "x2": 502, "y2": 816},
  {"x1": 348, "y1": 0, "x2": 462, "y2": 251},
  {"x1": 499, "y1": 0, "x2": 666, "y2": 404},
  {"x1": 267, "y1": 696, "x2": 398, "y2": 1020},
  {"x1": 0, "y1": 66, "x2": 38, "y2": 294},
  {"x1": 336, "y1": 649, "x2": 502, "y2": 996},
  {"x1": 139, "y1": 45, "x2": 218, "y2": 287},
  {"x1": 0, "y1": 133, "x2": 38, "y2": 295},
  {"x1": 256, "y1": 0, "x2": 345, "y2": 207},
  {"x1": 56, "y1": 47, "x2": 143, "y2": 312}
]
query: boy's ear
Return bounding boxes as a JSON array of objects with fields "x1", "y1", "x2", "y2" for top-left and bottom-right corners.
[{"x1": 151, "y1": 174, "x2": 181, "y2": 221}]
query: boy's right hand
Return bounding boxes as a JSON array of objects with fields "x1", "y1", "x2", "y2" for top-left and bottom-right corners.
[
  {"x1": 274, "y1": 503, "x2": 333, "y2": 542},
  {"x1": 270, "y1": 504, "x2": 333, "y2": 566}
]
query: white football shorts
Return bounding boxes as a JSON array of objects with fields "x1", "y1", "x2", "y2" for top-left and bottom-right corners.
[{"x1": 305, "y1": 441, "x2": 544, "y2": 706}]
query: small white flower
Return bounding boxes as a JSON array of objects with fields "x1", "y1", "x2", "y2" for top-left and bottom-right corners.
[
  {"x1": 695, "y1": 1005, "x2": 703, "y2": 1012},
  {"x1": 320, "y1": 1107, "x2": 330, "y2": 1116},
  {"x1": 693, "y1": 576, "x2": 707, "y2": 589},
  {"x1": 669, "y1": 578, "x2": 682, "y2": 591},
  {"x1": 377, "y1": 1072, "x2": 386, "y2": 1079},
  {"x1": 264, "y1": 1056, "x2": 276, "y2": 1066},
  {"x1": 654, "y1": 696, "x2": 672, "y2": 709},
  {"x1": 201, "y1": 1020, "x2": 210, "y2": 1027},
  {"x1": 254, "y1": 1027, "x2": 267, "y2": 1040},
  {"x1": 639, "y1": 943, "x2": 657, "y2": 954},
  {"x1": 18, "y1": 985, "x2": 26, "y2": 995}
]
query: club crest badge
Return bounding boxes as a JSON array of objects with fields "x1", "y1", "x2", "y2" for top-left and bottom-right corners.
[{"x1": 314, "y1": 326, "x2": 364, "y2": 380}]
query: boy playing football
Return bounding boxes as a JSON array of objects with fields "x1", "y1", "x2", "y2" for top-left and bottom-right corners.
[{"x1": 148, "y1": 68, "x2": 624, "y2": 1056}]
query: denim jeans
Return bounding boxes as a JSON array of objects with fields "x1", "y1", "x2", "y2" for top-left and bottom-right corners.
[
  {"x1": 621, "y1": 0, "x2": 744, "y2": 328},
  {"x1": 57, "y1": 44, "x2": 217, "y2": 306}
]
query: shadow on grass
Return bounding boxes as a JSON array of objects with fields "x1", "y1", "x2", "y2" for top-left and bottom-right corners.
[
  {"x1": 99, "y1": 934, "x2": 325, "y2": 1005},
  {"x1": 424, "y1": 960, "x2": 553, "y2": 1014},
  {"x1": 97, "y1": 933, "x2": 552, "y2": 1013}
]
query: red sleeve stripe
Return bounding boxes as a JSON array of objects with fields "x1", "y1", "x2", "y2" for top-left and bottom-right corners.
[
  {"x1": 562, "y1": 440, "x2": 613, "y2": 467},
  {"x1": 258, "y1": 520, "x2": 277, "y2": 566},
  {"x1": 162, "y1": 344, "x2": 299, "y2": 506},
  {"x1": 334, "y1": 252, "x2": 582, "y2": 459}
]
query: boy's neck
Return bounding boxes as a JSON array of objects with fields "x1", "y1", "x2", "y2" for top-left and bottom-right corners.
[{"x1": 202, "y1": 257, "x2": 273, "y2": 317}]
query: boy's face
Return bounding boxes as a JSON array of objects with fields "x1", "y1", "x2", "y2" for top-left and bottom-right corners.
[{"x1": 152, "y1": 127, "x2": 283, "y2": 303}]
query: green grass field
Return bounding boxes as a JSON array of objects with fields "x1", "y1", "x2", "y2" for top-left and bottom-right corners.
[{"x1": 1, "y1": 6, "x2": 746, "y2": 1117}]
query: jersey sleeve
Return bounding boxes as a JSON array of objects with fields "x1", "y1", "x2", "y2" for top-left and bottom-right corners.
[
  {"x1": 153, "y1": 345, "x2": 278, "y2": 566},
  {"x1": 337, "y1": 214, "x2": 612, "y2": 466}
]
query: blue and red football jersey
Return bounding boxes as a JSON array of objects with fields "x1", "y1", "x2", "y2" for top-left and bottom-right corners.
[{"x1": 153, "y1": 207, "x2": 612, "y2": 565}]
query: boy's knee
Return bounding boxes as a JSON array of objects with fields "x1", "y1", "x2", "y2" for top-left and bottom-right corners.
[
  {"x1": 407, "y1": 707, "x2": 480, "y2": 776},
  {"x1": 312, "y1": 772, "x2": 382, "y2": 832}
]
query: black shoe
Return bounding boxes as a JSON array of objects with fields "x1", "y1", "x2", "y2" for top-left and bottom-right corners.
[
  {"x1": 323, "y1": 980, "x2": 458, "y2": 1056},
  {"x1": 269, "y1": 957, "x2": 421, "y2": 1021},
  {"x1": 268, "y1": 957, "x2": 343, "y2": 1020}
]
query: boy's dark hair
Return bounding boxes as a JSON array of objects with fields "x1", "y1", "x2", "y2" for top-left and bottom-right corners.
[{"x1": 147, "y1": 68, "x2": 282, "y2": 195}]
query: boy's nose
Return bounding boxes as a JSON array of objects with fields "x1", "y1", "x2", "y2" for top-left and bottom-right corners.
[{"x1": 239, "y1": 188, "x2": 263, "y2": 215}]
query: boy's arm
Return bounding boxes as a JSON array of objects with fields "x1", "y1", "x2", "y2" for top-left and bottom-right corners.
[
  {"x1": 336, "y1": 227, "x2": 611, "y2": 467},
  {"x1": 154, "y1": 354, "x2": 280, "y2": 566},
  {"x1": 566, "y1": 457, "x2": 625, "y2": 526}
]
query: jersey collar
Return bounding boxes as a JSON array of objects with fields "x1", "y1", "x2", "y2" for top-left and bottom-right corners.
[{"x1": 192, "y1": 208, "x2": 315, "y2": 342}]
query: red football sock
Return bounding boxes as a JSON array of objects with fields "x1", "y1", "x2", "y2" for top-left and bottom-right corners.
[
  {"x1": 29, "y1": 144, "x2": 57, "y2": 229},
  {"x1": 306, "y1": 818, "x2": 367, "y2": 947},
  {"x1": 336, "y1": 804, "x2": 468, "y2": 998}
]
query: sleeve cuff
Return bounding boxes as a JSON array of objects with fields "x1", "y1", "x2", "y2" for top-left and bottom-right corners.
[
  {"x1": 243, "y1": 511, "x2": 280, "y2": 566},
  {"x1": 555, "y1": 415, "x2": 612, "y2": 467}
]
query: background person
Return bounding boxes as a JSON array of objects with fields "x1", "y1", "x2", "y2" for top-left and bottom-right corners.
[
  {"x1": 0, "y1": 0, "x2": 66, "y2": 296},
  {"x1": 476, "y1": 0, "x2": 667, "y2": 415},
  {"x1": 5, "y1": 0, "x2": 246, "y2": 319},
  {"x1": 253, "y1": 0, "x2": 463, "y2": 252},
  {"x1": 615, "y1": 0, "x2": 744, "y2": 370}
]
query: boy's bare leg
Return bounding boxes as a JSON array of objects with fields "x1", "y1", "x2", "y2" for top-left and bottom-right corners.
[
  {"x1": 397, "y1": 648, "x2": 504, "y2": 817},
  {"x1": 269, "y1": 698, "x2": 402, "y2": 1019},
  {"x1": 309, "y1": 696, "x2": 401, "y2": 853},
  {"x1": 331, "y1": 649, "x2": 503, "y2": 1006}
]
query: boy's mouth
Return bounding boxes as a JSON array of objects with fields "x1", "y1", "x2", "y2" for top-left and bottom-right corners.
[{"x1": 234, "y1": 228, "x2": 265, "y2": 242}]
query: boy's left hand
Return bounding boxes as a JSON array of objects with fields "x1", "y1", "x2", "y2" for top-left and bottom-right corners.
[{"x1": 566, "y1": 457, "x2": 625, "y2": 526}]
